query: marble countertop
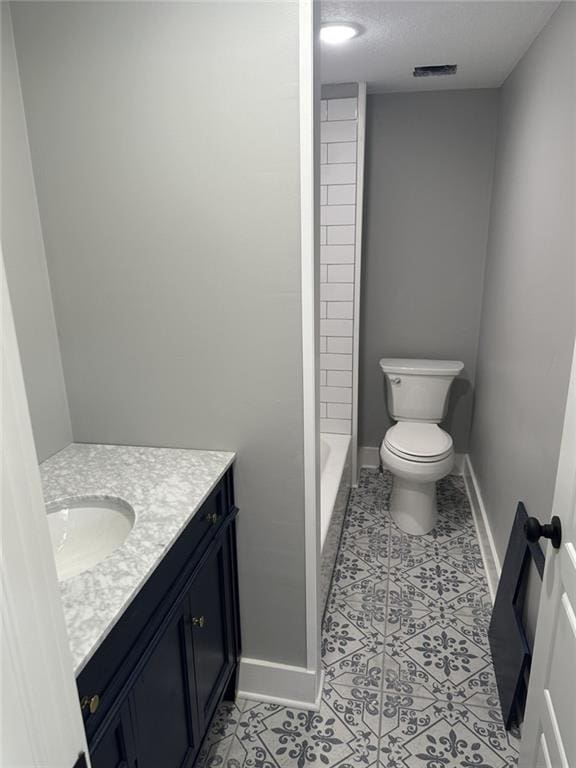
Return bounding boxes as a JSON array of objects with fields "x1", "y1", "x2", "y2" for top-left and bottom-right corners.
[{"x1": 40, "y1": 443, "x2": 235, "y2": 674}]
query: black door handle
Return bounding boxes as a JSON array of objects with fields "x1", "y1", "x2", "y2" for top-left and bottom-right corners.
[{"x1": 524, "y1": 516, "x2": 562, "y2": 549}]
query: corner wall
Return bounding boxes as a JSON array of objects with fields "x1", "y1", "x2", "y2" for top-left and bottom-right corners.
[
  {"x1": 470, "y1": 2, "x2": 576, "y2": 563},
  {"x1": 11, "y1": 1, "x2": 308, "y2": 674},
  {"x1": 1, "y1": 3, "x2": 72, "y2": 462},
  {"x1": 359, "y1": 90, "x2": 499, "y2": 453}
]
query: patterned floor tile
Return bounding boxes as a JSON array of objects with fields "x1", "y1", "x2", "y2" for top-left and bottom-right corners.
[
  {"x1": 321, "y1": 608, "x2": 371, "y2": 667},
  {"x1": 382, "y1": 656, "x2": 502, "y2": 715},
  {"x1": 197, "y1": 701, "x2": 245, "y2": 767},
  {"x1": 332, "y1": 550, "x2": 379, "y2": 591},
  {"x1": 383, "y1": 594, "x2": 500, "y2": 704},
  {"x1": 339, "y1": 523, "x2": 390, "y2": 571},
  {"x1": 389, "y1": 532, "x2": 486, "y2": 586},
  {"x1": 323, "y1": 622, "x2": 386, "y2": 687},
  {"x1": 222, "y1": 681, "x2": 381, "y2": 768},
  {"x1": 388, "y1": 570, "x2": 491, "y2": 615},
  {"x1": 402, "y1": 621, "x2": 489, "y2": 685},
  {"x1": 382, "y1": 642, "x2": 499, "y2": 704},
  {"x1": 326, "y1": 651, "x2": 384, "y2": 692},
  {"x1": 198, "y1": 469, "x2": 518, "y2": 768},
  {"x1": 385, "y1": 593, "x2": 493, "y2": 647},
  {"x1": 402, "y1": 560, "x2": 478, "y2": 604},
  {"x1": 379, "y1": 697, "x2": 520, "y2": 768}
]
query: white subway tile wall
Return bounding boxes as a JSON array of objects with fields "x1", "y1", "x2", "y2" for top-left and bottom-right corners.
[
  {"x1": 320, "y1": 386, "x2": 352, "y2": 403},
  {"x1": 327, "y1": 336, "x2": 352, "y2": 354},
  {"x1": 327, "y1": 301, "x2": 353, "y2": 319},
  {"x1": 320, "y1": 418, "x2": 351, "y2": 435},
  {"x1": 327, "y1": 142, "x2": 357, "y2": 164},
  {"x1": 327, "y1": 97, "x2": 358, "y2": 121},
  {"x1": 327, "y1": 370, "x2": 352, "y2": 387},
  {"x1": 327, "y1": 185, "x2": 355, "y2": 205},
  {"x1": 320, "y1": 96, "x2": 358, "y2": 436},
  {"x1": 321, "y1": 283, "x2": 353, "y2": 301},
  {"x1": 320, "y1": 163, "x2": 356, "y2": 185},
  {"x1": 321, "y1": 120, "x2": 357, "y2": 143},
  {"x1": 327, "y1": 402, "x2": 352, "y2": 419},
  {"x1": 327, "y1": 226, "x2": 355, "y2": 245},
  {"x1": 321, "y1": 318, "x2": 353, "y2": 337},
  {"x1": 327, "y1": 264, "x2": 354, "y2": 282},
  {"x1": 321, "y1": 245, "x2": 354, "y2": 264}
]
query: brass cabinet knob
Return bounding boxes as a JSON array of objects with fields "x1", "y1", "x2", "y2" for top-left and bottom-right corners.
[
  {"x1": 80, "y1": 694, "x2": 100, "y2": 715},
  {"x1": 191, "y1": 616, "x2": 205, "y2": 628}
]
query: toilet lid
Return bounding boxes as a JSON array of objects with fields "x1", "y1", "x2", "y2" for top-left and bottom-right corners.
[{"x1": 385, "y1": 423, "x2": 453, "y2": 461}]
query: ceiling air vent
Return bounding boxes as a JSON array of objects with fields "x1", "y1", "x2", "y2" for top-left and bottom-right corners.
[{"x1": 413, "y1": 64, "x2": 457, "y2": 78}]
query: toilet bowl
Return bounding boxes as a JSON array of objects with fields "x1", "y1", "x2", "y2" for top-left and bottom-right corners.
[
  {"x1": 380, "y1": 423, "x2": 454, "y2": 535},
  {"x1": 379, "y1": 358, "x2": 463, "y2": 535}
]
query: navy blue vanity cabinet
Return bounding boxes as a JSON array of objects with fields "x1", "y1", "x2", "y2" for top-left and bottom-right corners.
[
  {"x1": 79, "y1": 468, "x2": 240, "y2": 768},
  {"x1": 189, "y1": 528, "x2": 237, "y2": 734},
  {"x1": 130, "y1": 592, "x2": 200, "y2": 768},
  {"x1": 89, "y1": 701, "x2": 137, "y2": 768}
]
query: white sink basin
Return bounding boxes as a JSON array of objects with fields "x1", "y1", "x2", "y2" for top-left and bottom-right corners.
[{"x1": 46, "y1": 496, "x2": 135, "y2": 581}]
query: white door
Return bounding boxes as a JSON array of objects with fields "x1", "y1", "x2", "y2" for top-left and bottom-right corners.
[
  {"x1": 520, "y1": 337, "x2": 576, "y2": 768},
  {"x1": 1, "y1": 253, "x2": 88, "y2": 767}
]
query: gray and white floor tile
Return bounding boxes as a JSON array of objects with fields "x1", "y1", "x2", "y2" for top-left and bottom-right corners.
[{"x1": 197, "y1": 469, "x2": 519, "y2": 767}]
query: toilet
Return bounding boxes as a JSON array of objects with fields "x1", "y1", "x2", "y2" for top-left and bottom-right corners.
[{"x1": 379, "y1": 358, "x2": 464, "y2": 535}]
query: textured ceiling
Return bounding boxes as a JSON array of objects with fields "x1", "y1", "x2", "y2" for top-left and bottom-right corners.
[{"x1": 320, "y1": 1, "x2": 559, "y2": 92}]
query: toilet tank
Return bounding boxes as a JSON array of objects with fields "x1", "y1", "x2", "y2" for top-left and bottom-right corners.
[{"x1": 380, "y1": 358, "x2": 464, "y2": 423}]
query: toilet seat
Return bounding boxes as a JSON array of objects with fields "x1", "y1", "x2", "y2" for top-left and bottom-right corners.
[{"x1": 384, "y1": 423, "x2": 453, "y2": 463}]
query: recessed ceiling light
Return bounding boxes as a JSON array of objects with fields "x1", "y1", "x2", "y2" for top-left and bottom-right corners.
[{"x1": 320, "y1": 23, "x2": 360, "y2": 45}]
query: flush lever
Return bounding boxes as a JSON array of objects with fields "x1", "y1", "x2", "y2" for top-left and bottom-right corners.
[{"x1": 390, "y1": 377, "x2": 402, "y2": 385}]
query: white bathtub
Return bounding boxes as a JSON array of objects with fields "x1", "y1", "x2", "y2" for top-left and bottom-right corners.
[{"x1": 319, "y1": 433, "x2": 352, "y2": 619}]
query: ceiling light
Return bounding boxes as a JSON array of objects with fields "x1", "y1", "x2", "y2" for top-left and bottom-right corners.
[{"x1": 320, "y1": 23, "x2": 360, "y2": 45}]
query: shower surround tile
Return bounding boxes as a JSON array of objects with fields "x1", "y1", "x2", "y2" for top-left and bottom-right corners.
[
  {"x1": 197, "y1": 470, "x2": 519, "y2": 768},
  {"x1": 319, "y1": 93, "x2": 360, "y2": 436}
]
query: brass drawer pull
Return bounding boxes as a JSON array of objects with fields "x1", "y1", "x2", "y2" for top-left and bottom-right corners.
[
  {"x1": 191, "y1": 616, "x2": 205, "y2": 628},
  {"x1": 80, "y1": 694, "x2": 100, "y2": 715},
  {"x1": 205, "y1": 512, "x2": 220, "y2": 525}
]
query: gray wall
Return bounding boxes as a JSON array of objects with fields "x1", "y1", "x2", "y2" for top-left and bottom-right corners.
[
  {"x1": 470, "y1": 2, "x2": 575, "y2": 561},
  {"x1": 359, "y1": 90, "x2": 499, "y2": 451},
  {"x1": 1, "y1": 3, "x2": 72, "y2": 462},
  {"x1": 11, "y1": 1, "x2": 307, "y2": 668}
]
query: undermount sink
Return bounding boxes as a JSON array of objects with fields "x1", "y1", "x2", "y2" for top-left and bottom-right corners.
[{"x1": 46, "y1": 496, "x2": 135, "y2": 581}]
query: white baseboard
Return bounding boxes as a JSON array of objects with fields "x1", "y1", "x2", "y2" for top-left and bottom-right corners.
[
  {"x1": 359, "y1": 445, "x2": 380, "y2": 468},
  {"x1": 359, "y1": 446, "x2": 465, "y2": 476},
  {"x1": 462, "y1": 454, "x2": 501, "y2": 603},
  {"x1": 238, "y1": 657, "x2": 324, "y2": 711},
  {"x1": 451, "y1": 452, "x2": 465, "y2": 476}
]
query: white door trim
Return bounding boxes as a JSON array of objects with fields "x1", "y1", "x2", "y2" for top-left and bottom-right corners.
[
  {"x1": 1, "y1": 252, "x2": 88, "y2": 767},
  {"x1": 519, "y1": 336, "x2": 576, "y2": 766},
  {"x1": 351, "y1": 82, "x2": 367, "y2": 486},
  {"x1": 298, "y1": 0, "x2": 322, "y2": 703}
]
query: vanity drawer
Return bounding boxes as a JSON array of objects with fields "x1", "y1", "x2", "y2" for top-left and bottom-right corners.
[{"x1": 78, "y1": 466, "x2": 237, "y2": 742}]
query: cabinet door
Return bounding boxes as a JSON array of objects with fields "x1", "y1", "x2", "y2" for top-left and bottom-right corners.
[
  {"x1": 90, "y1": 701, "x2": 136, "y2": 768},
  {"x1": 190, "y1": 531, "x2": 236, "y2": 732},
  {"x1": 131, "y1": 599, "x2": 199, "y2": 768}
]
